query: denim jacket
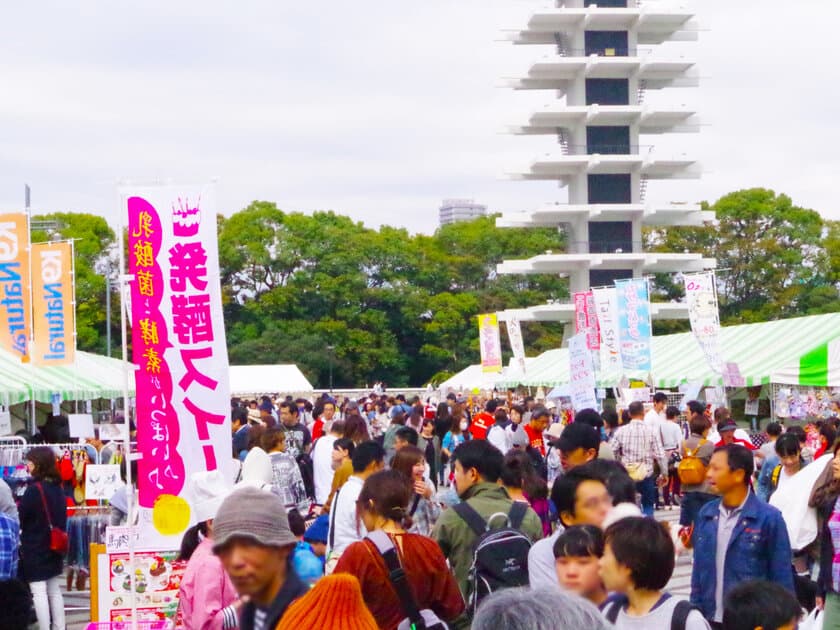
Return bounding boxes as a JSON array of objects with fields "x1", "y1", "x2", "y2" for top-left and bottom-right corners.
[{"x1": 690, "y1": 492, "x2": 795, "y2": 620}]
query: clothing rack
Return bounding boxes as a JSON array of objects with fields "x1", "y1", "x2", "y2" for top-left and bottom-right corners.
[{"x1": 67, "y1": 507, "x2": 109, "y2": 574}]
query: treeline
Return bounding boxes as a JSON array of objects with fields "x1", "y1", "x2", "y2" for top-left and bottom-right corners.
[{"x1": 34, "y1": 188, "x2": 840, "y2": 387}]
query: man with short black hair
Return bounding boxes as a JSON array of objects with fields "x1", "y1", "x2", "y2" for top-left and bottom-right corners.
[
  {"x1": 231, "y1": 407, "x2": 250, "y2": 458},
  {"x1": 600, "y1": 517, "x2": 709, "y2": 628},
  {"x1": 644, "y1": 392, "x2": 669, "y2": 427},
  {"x1": 393, "y1": 426, "x2": 419, "y2": 450},
  {"x1": 325, "y1": 441, "x2": 386, "y2": 574},
  {"x1": 609, "y1": 401, "x2": 668, "y2": 517},
  {"x1": 555, "y1": 423, "x2": 600, "y2": 473},
  {"x1": 279, "y1": 402, "x2": 312, "y2": 458},
  {"x1": 722, "y1": 580, "x2": 801, "y2": 630},
  {"x1": 691, "y1": 444, "x2": 794, "y2": 625},
  {"x1": 432, "y1": 440, "x2": 542, "y2": 598},
  {"x1": 523, "y1": 406, "x2": 551, "y2": 457}
]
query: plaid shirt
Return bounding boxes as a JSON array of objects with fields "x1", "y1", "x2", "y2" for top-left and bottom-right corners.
[
  {"x1": 0, "y1": 513, "x2": 19, "y2": 579},
  {"x1": 609, "y1": 419, "x2": 668, "y2": 476}
]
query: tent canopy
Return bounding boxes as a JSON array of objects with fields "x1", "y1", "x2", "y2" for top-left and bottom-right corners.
[
  {"x1": 0, "y1": 348, "x2": 132, "y2": 405},
  {"x1": 771, "y1": 337, "x2": 840, "y2": 387},
  {"x1": 497, "y1": 313, "x2": 840, "y2": 390},
  {"x1": 229, "y1": 365, "x2": 313, "y2": 396},
  {"x1": 438, "y1": 358, "x2": 536, "y2": 393}
]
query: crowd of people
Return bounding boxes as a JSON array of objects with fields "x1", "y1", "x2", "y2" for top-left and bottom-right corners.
[
  {"x1": 2, "y1": 390, "x2": 840, "y2": 629},
  {"x1": 168, "y1": 390, "x2": 840, "y2": 630}
]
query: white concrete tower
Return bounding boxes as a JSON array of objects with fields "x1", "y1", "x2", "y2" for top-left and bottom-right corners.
[{"x1": 496, "y1": 0, "x2": 715, "y2": 324}]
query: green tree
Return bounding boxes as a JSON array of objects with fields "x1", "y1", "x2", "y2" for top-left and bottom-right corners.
[
  {"x1": 646, "y1": 188, "x2": 834, "y2": 323},
  {"x1": 218, "y1": 205, "x2": 568, "y2": 387}
]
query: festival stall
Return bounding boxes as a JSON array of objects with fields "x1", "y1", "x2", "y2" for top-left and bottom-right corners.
[
  {"x1": 228, "y1": 364, "x2": 313, "y2": 396},
  {"x1": 438, "y1": 358, "x2": 535, "y2": 395},
  {"x1": 496, "y1": 312, "x2": 840, "y2": 421}
]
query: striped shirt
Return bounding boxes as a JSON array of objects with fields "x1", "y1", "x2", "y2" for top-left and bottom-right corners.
[{"x1": 609, "y1": 419, "x2": 668, "y2": 476}]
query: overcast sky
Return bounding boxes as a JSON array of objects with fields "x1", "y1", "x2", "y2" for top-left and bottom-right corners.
[{"x1": 1, "y1": 0, "x2": 837, "y2": 234}]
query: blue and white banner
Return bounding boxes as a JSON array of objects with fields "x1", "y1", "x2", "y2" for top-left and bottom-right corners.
[{"x1": 615, "y1": 278, "x2": 652, "y2": 372}]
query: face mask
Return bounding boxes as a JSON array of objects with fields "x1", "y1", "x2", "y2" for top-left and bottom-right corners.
[{"x1": 460, "y1": 421, "x2": 468, "y2": 431}]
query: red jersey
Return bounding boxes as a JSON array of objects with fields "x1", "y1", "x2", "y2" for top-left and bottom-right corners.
[
  {"x1": 469, "y1": 412, "x2": 493, "y2": 440},
  {"x1": 311, "y1": 417, "x2": 325, "y2": 441},
  {"x1": 523, "y1": 423, "x2": 546, "y2": 456}
]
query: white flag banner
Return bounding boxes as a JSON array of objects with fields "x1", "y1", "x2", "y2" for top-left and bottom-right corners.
[
  {"x1": 592, "y1": 287, "x2": 622, "y2": 373},
  {"x1": 569, "y1": 333, "x2": 598, "y2": 411},
  {"x1": 124, "y1": 183, "x2": 233, "y2": 511},
  {"x1": 506, "y1": 317, "x2": 526, "y2": 373},
  {"x1": 684, "y1": 271, "x2": 725, "y2": 373}
]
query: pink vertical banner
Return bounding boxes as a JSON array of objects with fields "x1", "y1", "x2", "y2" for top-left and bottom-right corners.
[
  {"x1": 573, "y1": 291, "x2": 600, "y2": 351},
  {"x1": 125, "y1": 184, "x2": 232, "y2": 509}
]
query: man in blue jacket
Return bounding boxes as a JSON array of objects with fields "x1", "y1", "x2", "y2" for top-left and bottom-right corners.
[{"x1": 690, "y1": 443, "x2": 795, "y2": 627}]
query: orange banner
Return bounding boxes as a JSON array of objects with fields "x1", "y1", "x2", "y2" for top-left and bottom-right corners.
[
  {"x1": 31, "y1": 241, "x2": 75, "y2": 365},
  {"x1": 0, "y1": 213, "x2": 31, "y2": 361}
]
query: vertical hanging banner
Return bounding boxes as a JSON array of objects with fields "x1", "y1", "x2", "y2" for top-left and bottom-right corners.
[
  {"x1": 592, "y1": 286, "x2": 622, "y2": 373},
  {"x1": 31, "y1": 241, "x2": 75, "y2": 365},
  {"x1": 683, "y1": 271, "x2": 725, "y2": 373},
  {"x1": 506, "y1": 316, "x2": 526, "y2": 373},
  {"x1": 0, "y1": 213, "x2": 31, "y2": 361},
  {"x1": 125, "y1": 184, "x2": 231, "y2": 509},
  {"x1": 574, "y1": 291, "x2": 601, "y2": 351},
  {"x1": 478, "y1": 313, "x2": 503, "y2": 373},
  {"x1": 569, "y1": 333, "x2": 598, "y2": 410},
  {"x1": 615, "y1": 278, "x2": 652, "y2": 372}
]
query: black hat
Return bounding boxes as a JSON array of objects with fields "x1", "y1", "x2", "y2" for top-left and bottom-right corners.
[{"x1": 553, "y1": 422, "x2": 600, "y2": 453}]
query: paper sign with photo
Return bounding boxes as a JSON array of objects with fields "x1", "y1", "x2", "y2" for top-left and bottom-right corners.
[{"x1": 86, "y1": 464, "x2": 123, "y2": 500}]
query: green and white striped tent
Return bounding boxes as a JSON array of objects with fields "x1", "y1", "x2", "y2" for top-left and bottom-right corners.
[
  {"x1": 771, "y1": 335, "x2": 840, "y2": 387},
  {"x1": 496, "y1": 312, "x2": 840, "y2": 390},
  {"x1": 0, "y1": 348, "x2": 133, "y2": 405}
]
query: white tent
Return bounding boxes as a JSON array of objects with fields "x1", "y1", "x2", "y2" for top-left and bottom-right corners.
[
  {"x1": 229, "y1": 364, "x2": 313, "y2": 396},
  {"x1": 438, "y1": 358, "x2": 535, "y2": 393}
]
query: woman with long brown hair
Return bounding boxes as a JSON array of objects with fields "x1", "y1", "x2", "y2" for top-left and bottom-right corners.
[
  {"x1": 391, "y1": 446, "x2": 440, "y2": 536},
  {"x1": 20, "y1": 446, "x2": 67, "y2": 630},
  {"x1": 333, "y1": 470, "x2": 463, "y2": 629}
]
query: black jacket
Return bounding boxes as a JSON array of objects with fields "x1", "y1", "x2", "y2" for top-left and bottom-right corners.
[
  {"x1": 19, "y1": 480, "x2": 67, "y2": 582},
  {"x1": 239, "y1": 570, "x2": 308, "y2": 630}
]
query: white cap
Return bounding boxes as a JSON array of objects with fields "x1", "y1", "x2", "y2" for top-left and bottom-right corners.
[
  {"x1": 602, "y1": 502, "x2": 643, "y2": 529},
  {"x1": 191, "y1": 470, "x2": 232, "y2": 523}
]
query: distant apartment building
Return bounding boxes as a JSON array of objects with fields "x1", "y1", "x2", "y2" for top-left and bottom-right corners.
[{"x1": 439, "y1": 199, "x2": 487, "y2": 226}]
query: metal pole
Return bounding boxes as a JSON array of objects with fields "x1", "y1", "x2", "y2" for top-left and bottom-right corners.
[
  {"x1": 106, "y1": 276, "x2": 111, "y2": 357},
  {"x1": 117, "y1": 187, "x2": 138, "y2": 630}
]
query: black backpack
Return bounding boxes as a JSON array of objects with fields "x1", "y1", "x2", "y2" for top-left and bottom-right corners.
[
  {"x1": 604, "y1": 594, "x2": 699, "y2": 630},
  {"x1": 295, "y1": 452, "x2": 315, "y2": 502},
  {"x1": 453, "y1": 501, "x2": 533, "y2": 615}
]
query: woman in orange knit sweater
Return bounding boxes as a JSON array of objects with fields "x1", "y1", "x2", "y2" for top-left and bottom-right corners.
[{"x1": 334, "y1": 469, "x2": 464, "y2": 629}]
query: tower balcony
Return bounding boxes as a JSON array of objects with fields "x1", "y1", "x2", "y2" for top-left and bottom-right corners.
[
  {"x1": 506, "y1": 7, "x2": 697, "y2": 46},
  {"x1": 510, "y1": 104, "x2": 699, "y2": 135},
  {"x1": 496, "y1": 300, "x2": 691, "y2": 324},
  {"x1": 497, "y1": 251, "x2": 716, "y2": 276},
  {"x1": 510, "y1": 148, "x2": 700, "y2": 182},
  {"x1": 495, "y1": 203, "x2": 714, "y2": 229},
  {"x1": 507, "y1": 52, "x2": 698, "y2": 92}
]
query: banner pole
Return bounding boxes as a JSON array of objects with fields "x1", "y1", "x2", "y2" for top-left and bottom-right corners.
[
  {"x1": 25, "y1": 209, "x2": 36, "y2": 434},
  {"x1": 117, "y1": 187, "x2": 139, "y2": 630}
]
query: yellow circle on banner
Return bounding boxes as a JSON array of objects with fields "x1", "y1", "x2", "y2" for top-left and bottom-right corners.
[{"x1": 152, "y1": 494, "x2": 191, "y2": 536}]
